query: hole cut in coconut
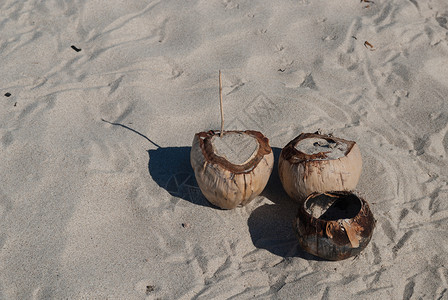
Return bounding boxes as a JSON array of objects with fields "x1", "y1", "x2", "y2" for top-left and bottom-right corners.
[
  {"x1": 296, "y1": 192, "x2": 375, "y2": 260},
  {"x1": 295, "y1": 138, "x2": 348, "y2": 160},
  {"x1": 305, "y1": 193, "x2": 361, "y2": 221},
  {"x1": 211, "y1": 132, "x2": 259, "y2": 166}
]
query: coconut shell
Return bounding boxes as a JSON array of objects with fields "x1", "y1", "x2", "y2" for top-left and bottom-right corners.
[
  {"x1": 190, "y1": 130, "x2": 274, "y2": 209},
  {"x1": 279, "y1": 133, "x2": 362, "y2": 202},
  {"x1": 294, "y1": 191, "x2": 375, "y2": 260}
]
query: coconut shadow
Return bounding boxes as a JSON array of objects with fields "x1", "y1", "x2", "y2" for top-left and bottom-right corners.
[
  {"x1": 101, "y1": 119, "x2": 212, "y2": 208},
  {"x1": 147, "y1": 146, "x2": 213, "y2": 208},
  {"x1": 247, "y1": 147, "x2": 324, "y2": 261}
]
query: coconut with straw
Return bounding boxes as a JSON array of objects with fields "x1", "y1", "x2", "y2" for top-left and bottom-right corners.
[{"x1": 190, "y1": 71, "x2": 274, "y2": 209}]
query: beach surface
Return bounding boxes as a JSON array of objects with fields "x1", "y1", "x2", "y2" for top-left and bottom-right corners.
[{"x1": 1, "y1": 0, "x2": 448, "y2": 298}]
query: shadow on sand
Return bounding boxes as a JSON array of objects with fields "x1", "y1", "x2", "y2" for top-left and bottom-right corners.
[
  {"x1": 247, "y1": 147, "x2": 324, "y2": 260},
  {"x1": 102, "y1": 120, "x2": 323, "y2": 260},
  {"x1": 101, "y1": 119, "x2": 211, "y2": 207},
  {"x1": 147, "y1": 146, "x2": 212, "y2": 208}
]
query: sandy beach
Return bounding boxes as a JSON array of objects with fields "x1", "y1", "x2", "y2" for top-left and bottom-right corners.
[{"x1": 1, "y1": 0, "x2": 448, "y2": 298}]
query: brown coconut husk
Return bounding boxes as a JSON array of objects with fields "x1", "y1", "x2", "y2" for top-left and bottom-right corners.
[
  {"x1": 294, "y1": 191, "x2": 375, "y2": 260},
  {"x1": 191, "y1": 130, "x2": 274, "y2": 209},
  {"x1": 279, "y1": 133, "x2": 362, "y2": 202}
]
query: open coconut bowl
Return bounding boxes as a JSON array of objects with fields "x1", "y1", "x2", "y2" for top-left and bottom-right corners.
[
  {"x1": 279, "y1": 133, "x2": 362, "y2": 203},
  {"x1": 294, "y1": 191, "x2": 375, "y2": 260},
  {"x1": 190, "y1": 130, "x2": 274, "y2": 209}
]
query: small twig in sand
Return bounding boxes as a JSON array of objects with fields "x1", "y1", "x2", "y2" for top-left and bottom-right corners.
[
  {"x1": 219, "y1": 70, "x2": 224, "y2": 137},
  {"x1": 71, "y1": 45, "x2": 81, "y2": 52},
  {"x1": 364, "y1": 40, "x2": 375, "y2": 50},
  {"x1": 360, "y1": 0, "x2": 374, "y2": 8}
]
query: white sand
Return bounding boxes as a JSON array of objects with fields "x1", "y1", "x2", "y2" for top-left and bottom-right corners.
[{"x1": 1, "y1": 0, "x2": 448, "y2": 299}]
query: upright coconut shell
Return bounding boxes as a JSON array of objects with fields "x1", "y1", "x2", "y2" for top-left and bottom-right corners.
[
  {"x1": 279, "y1": 133, "x2": 362, "y2": 202},
  {"x1": 191, "y1": 130, "x2": 274, "y2": 209},
  {"x1": 294, "y1": 191, "x2": 375, "y2": 260}
]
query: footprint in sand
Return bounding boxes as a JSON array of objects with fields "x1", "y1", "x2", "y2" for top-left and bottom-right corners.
[
  {"x1": 281, "y1": 69, "x2": 317, "y2": 89},
  {"x1": 435, "y1": 13, "x2": 448, "y2": 29},
  {"x1": 223, "y1": 0, "x2": 239, "y2": 10},
  {"x1": 1, "y1": 131, "x2": 13, "y2": 148}
]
